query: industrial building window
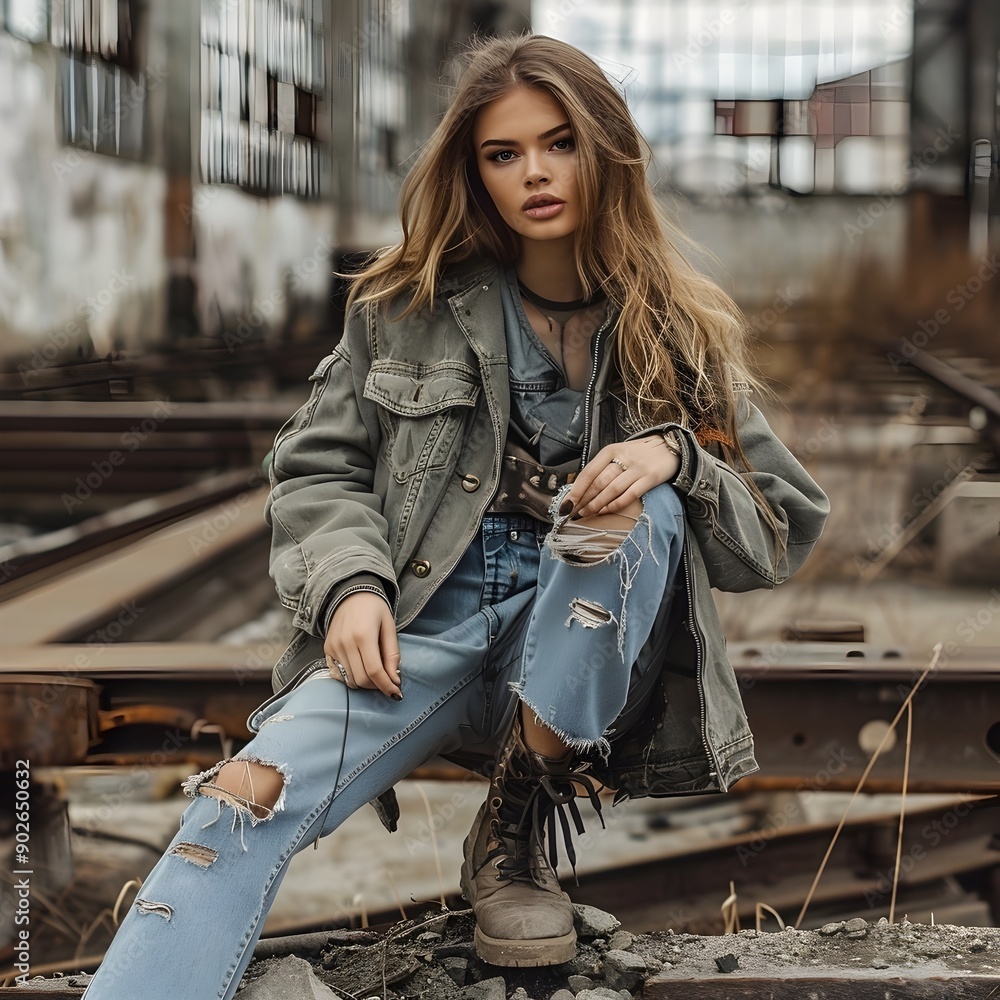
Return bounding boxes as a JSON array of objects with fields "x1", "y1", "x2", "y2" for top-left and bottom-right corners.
[
  {"x1": 46, "y1": 0, "x2": 152, "y2": 160},
  {"x1": 537, "y1": 0, "x2": 916, "y2": 198},
  {"x1": 714, "y1": 60, "x2": 910, "y2": 194},
  {"x1": 355, "y1": 0, "x2": 410, "y2": 216},
  {"x1": 200, "y1": 0, "x2": 326, "y2": 199}
]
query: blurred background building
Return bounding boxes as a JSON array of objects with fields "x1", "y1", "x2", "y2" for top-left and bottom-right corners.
[
  {"x1": 0, "y1": 0, "x2": 995, "y2": 380},
  {"x1": 0, "y1": 0, "x2": 530, "y2": 377}
]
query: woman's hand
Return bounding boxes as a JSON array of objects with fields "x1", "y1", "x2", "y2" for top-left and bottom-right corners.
[
  {"x1": 563, "y1": 435, "x2": 680, "y2": 518},
  {"x1": 324, "y1": 592, "x2": 402, "y2": 700}
]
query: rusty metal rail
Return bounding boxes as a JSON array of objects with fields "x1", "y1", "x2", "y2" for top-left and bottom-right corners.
[
  {"x1": 0, "y1": 399, "x2": 290, "y2": 518},
  {"x1": 0, "y1": 469, "x2": 267, "y2": 590},
  {"x1": 0, "y1": 488, "x2": 269, "y2": 645},
  {"x1": 3, "y1": 639, "x2": 1000, "y2": 790}
]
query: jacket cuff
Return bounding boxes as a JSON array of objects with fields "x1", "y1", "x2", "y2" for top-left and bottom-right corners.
[
  {"x1": 624, "y1": 423, "x2": 719, "y2": 502},
  {"x1": 319, "y1": 573, "x2": 393, "y2": 636}
]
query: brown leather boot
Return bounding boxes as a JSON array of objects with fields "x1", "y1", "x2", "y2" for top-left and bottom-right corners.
[{"x1": 459, "y1": 710, "x2": 604, "y2": 967}]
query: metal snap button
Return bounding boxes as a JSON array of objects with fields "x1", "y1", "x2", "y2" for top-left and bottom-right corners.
[
  {"x1": 509, "y1": 530, "x2": 519, "y2": 541},
  {"x1": 410, "y1": 559, "x2": 431, "y2": 577},
  {"x1": 461, "y1": 473, "x2": 481, "y2": 492}
]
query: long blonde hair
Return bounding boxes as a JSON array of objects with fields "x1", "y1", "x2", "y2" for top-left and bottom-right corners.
[{"x1": 344, "y1": 33, "x2": 786, "y2": 569}]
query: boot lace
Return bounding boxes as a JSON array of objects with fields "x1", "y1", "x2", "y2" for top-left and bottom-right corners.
[{"x1": 484, "y1": 746, "x2": 606, "y2": 888}]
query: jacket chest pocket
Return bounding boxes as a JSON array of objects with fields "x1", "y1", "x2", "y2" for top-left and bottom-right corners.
[{"x1": 364, "y1": 362, "x2": 482, "y2": 482}]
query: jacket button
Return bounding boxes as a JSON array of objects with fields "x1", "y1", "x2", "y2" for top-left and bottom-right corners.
[
  {"x1": 410, "y1": 559, "x2": 431, "y2": 577},
  {"x1": 461, "y1": 473, "x2": 481, "y2": 492}
]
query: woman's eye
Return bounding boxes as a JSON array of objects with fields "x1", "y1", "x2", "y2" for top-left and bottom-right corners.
[
  {"x1": 552, "y1": 137, "x2": 574, "y2": 150},
  {"x1": 491, "y1": 149, "x2": 516, "y2": 162}
]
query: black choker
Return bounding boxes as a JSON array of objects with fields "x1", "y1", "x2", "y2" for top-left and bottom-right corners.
[{"x1": 517, "y1": 278, "x2": 603, "y2": 312}]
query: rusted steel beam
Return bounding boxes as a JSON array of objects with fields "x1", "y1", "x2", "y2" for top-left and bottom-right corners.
[
  {"x1": 0, "y1": 489, "x2": 268, "y2": 644},
  {"x1": 0, "y1": 469, "x2": 264, "y2": 584},
  {"x1": 0, "y1": 642, "x2": 275, "y2": 678},
  {"x1": 568, "y1": 795, "x2": 997, "y2": 933},
  {"x1": 3, "y1": 638, "x2": 1000, "y2": 790},
  {"x1": 0, "y1": 399, "x2": 296, "y2": 429},
  {"x1": 728, "y1": 641, "x2": 1000, "y2": 793},
  {"x1": 643, "y1": 974, "x2": 1000, "y2": 998},
  {"x1": 0, "y1": 675, "x2": 98, "y2": 769},
  {"x1": 0, "y1": 644, "x2": 274, "y2": 764}
]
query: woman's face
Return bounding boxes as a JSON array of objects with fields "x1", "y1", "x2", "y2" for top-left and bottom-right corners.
[{"x1": 472, "y1": 86, "x2": 580, "y2": 247}]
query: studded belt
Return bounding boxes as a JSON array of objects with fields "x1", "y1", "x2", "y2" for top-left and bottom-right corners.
[{"x1": 485, "y1": 442, "x2": 578, "y2": 523}]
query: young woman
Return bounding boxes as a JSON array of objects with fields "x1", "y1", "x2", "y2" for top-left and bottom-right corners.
[{"x1": 84, "y1": 32, "x2": 829, "y2": 999}]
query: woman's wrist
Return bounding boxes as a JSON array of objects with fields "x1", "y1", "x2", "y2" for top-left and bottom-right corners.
[{"x1": 662, "y1": 431, "x2": 683, "y2": 482}]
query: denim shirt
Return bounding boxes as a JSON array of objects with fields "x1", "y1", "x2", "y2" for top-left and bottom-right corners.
[{"x1": 499, "y1": 265, "x2": 594, "y2": 466}]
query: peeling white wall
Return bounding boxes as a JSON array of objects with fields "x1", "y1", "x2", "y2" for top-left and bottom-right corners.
[
  {"x1": 0, "y1": 34, "x2": 166, "y2": 365},
  {"x1": 193, "y1": 185, "x2": 336, "y2": 342}
]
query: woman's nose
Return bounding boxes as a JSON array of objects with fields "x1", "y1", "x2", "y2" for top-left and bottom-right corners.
[{"x1": 522, "y1": 149, "x2": 549, "y2": 186}]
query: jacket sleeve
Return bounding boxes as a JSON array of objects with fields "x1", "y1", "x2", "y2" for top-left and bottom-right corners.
[
  {"x1": 264, "y1": 303, "x2": 400, "y2": 636},
  {"x1": 626, "y1": 393, "x2": 830, "y2": 592}
]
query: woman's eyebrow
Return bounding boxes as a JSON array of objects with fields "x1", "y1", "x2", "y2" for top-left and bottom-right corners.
[{"x1": 480, "y1": 122, "x2": 572, "y2": 150}]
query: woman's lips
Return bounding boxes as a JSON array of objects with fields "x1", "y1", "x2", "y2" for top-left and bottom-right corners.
[{"x1": 523, "y1": 201, "x2": 565, "y2": 219}]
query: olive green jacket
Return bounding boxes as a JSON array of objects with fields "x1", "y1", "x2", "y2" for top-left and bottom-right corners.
[{"x1": 261, "y1": 257, "x2": 830, "y2": 826}]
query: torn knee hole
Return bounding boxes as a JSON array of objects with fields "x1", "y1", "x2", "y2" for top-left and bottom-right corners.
[
  {"x1": 169, "y1": 841, "x2": 218, "y2": 868},
  {"x1": 136, "y1": 897, "x2": 172, "y2": 920},
  {"x1": 548, "y1": 523, "x2": 632, "y2": 564},
  {"x1": 566, "y1": 598, "x2": 614, "y2": 629},
  {"x1": 197, "y1": 760, "x2": 286, "y2": 820}
]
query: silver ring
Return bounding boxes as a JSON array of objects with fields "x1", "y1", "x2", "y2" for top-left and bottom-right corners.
[
  {"x1": 610, "y1": 458, "x2": 628, "y2": 472},
  {"x1": 329, "y1": 658, "x2": 352, "y2": 685}
]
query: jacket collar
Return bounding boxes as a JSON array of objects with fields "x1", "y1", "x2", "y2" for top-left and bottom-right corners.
[
  {"x1": 441, "y1": 256, "x2": 624, "y2": 373},
  {"x1": 439, "y1": 256, "x2": 623, "y2": 327},
  {"x1": 437, "y1": 256, "x2": 498, "y2": 296}
]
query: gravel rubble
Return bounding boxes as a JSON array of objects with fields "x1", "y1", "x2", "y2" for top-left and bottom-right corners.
[
  {"x1": 225, "y1": 906, "x2": 1000, "y2": 999},
  {"x1": 25, "y1": 905, "x2": 1000, "y2": 997}
]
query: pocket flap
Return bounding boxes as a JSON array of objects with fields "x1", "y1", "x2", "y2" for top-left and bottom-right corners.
[{"x1": 364, "y1": 364, "x2": 481, "y2": 416}]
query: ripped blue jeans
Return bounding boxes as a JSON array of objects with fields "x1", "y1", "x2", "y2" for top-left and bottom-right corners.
[{"x1": 82, "y1": 481, "x2": 685, "y2": 1000}]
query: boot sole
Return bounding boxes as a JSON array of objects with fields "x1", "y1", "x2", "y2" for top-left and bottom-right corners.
[{"x1": 473, "y1": 925, "x2": 577, "y2": 967}]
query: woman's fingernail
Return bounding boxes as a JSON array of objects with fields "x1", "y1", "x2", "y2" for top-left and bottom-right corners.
[
  {"x1": 559, "y1": 497, "x2": 575, "y2": 517},
  {"x1": 391, "y1": 691, "x2": 403, "y2": 701}
]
